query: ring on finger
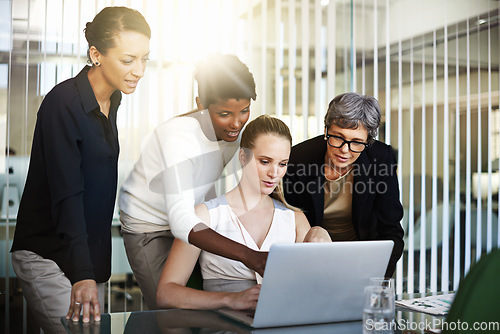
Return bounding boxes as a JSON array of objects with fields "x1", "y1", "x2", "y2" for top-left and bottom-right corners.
[{"x1": 75, "y1": 301, "x2": 81, "y2": 305}]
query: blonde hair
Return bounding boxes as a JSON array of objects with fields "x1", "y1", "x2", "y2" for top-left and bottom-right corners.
[{"x1": 240, "y1": 115, "x2": 300, "y2": 211}]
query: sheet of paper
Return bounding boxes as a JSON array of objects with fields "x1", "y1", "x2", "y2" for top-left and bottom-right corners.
[{"x1": 395, "y1": 293, "x2": 455, "y2": 316}]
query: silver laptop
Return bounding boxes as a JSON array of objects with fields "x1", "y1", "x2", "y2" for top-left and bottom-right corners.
[{"x1": 218, "y1": 240, "x2": 394, "y2": 328}]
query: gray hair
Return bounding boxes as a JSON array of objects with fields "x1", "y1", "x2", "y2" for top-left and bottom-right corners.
[{"x1": 324, "y1": 92, "x2": 381, "y2": 144}]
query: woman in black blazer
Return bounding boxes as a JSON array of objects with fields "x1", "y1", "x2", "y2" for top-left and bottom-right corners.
[{"x1": 283, "y1": 92, "x2": 404, "y2": 277}]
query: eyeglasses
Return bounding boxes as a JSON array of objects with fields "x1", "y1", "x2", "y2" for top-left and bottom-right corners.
[{"x1": 324, "y1": 134, "x2": 368, "y2": 153}]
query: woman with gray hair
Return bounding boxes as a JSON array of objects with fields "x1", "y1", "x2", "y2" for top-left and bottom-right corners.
[{"x1": 283, "y1": 92, "x2": 404, "y2": 277}]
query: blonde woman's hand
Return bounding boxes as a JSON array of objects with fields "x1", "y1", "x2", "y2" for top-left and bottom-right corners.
[
  {"x1": 303, "y1": 226, "x2": 332, "y2": 243},
  {"x1": 226, "y1": 284, "x2": 261, "y2": 310}
]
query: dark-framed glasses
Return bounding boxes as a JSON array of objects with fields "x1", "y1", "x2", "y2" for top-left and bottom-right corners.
[{"x1": 324, "y1": 134, "x2": 368, "y2": 153}]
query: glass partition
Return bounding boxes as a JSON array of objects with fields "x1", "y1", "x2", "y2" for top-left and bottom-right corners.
[{"x1": 1, "y1": 0, "x2": 499, "y2": 332}]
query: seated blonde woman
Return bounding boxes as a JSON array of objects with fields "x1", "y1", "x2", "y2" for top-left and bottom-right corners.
[{"x1": 156, "y1": 115, "x2": 330, "y2": 310}]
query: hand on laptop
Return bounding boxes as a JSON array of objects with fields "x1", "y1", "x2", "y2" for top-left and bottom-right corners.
[
  {"x1": 244, "y1": 250, "x2": 268, "y2": 276},
  {"x1": 303, "y1": 226, "x2": 332, "y2": 243},
  {"x1": 226, "y1": 284, "x2": 261, "y2": 310}
]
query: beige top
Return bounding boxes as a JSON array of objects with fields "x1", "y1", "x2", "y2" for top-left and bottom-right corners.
[{"x1": 322, "y1": 169, "x2": 358, "y2": 241}]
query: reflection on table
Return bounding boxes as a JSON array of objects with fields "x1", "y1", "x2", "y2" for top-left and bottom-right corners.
[
  {"x1": 62, "y1": 294, "x2": 450, "y2": 334},
  {"x1": 62, "y1": 309, "x2": 364, "y2": 334}
]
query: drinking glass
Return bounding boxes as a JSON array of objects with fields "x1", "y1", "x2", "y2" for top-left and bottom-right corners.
[
  {"x1": 362, "y1": 285, "x2": 395, "y2": 334},
  {"x1": 369, "y1": 277, "x2": 395, "y2": 300}
]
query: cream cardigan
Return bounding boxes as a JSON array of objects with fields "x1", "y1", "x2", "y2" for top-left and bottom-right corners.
[{"x1": 118, "y1": 110, "x2": 239, "y2": 243}]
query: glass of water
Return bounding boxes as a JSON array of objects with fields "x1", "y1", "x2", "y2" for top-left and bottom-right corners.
[
  {"x1": 370, "y1": 277, "x2": 395, "y2": 303},
  {"x1": 362, "y1": 285, "x2": 395, "y2": 334},
  {"x1": 369, "y1": 277, "x2": 395, "y2": 291}
]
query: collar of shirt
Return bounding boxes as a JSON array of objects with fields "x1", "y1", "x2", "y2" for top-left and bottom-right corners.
[{"x1": 75, "y1": 65, "x2": 122, "y2": 115}]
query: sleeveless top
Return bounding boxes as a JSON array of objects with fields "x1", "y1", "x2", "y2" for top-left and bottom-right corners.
[{"x1": 200, "y1": 195, "x2": 296, "y2": 286}]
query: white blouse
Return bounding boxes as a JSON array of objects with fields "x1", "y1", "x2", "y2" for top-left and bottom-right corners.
[{"x1": 199, "y1": 195, "x2": 296, "y2": 284}]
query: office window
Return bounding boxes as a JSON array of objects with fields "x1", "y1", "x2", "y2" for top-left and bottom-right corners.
[{"x1": 1, "y1": 1, "x2": 499, "y2": 332}]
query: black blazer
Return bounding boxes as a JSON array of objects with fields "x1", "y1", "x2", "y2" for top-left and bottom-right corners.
[{"x1": 283, "y1": 135, "x2": 404, "y2": 277}]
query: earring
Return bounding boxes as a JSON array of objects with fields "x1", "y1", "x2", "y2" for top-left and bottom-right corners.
[
  {"x1": 324, "y1": 135, "x2": 327, "y2": 140},
  {"x1": 94, "y1": 61, "x2": 100, "y2": 66}
]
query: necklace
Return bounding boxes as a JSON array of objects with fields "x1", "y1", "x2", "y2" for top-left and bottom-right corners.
[{"x1": 324, "y1": 162, "x2": 352, "y2": 181}]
